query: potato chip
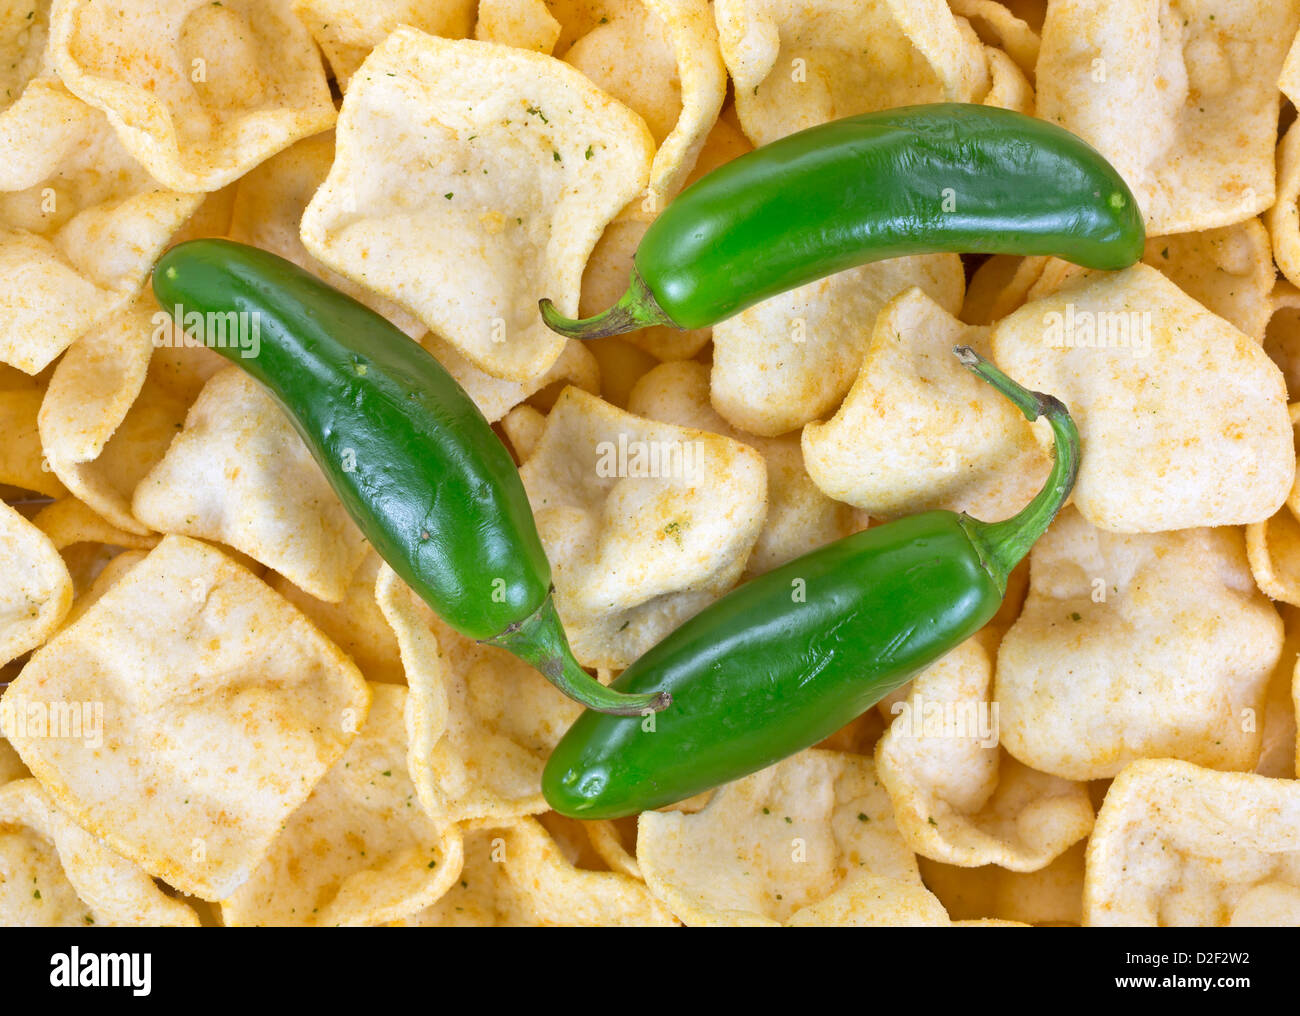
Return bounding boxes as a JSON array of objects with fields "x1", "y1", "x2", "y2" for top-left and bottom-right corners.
[
  {"x1": 1266, "y1": 284, "x2": 1300, "y2": 397},
  {"x1": 501, "y1": 404, "x2": 548, "y2": 462},
  {"x1": 0, "y1": 387, "x2": 64, "y2": 497},
  {"x1": 627, "y1": 359, "x2": 859, "y2": 576},
  {"x1": 228, "y1": 132, "x2": 425, "y2": 339},
  {"x1": 375, "y1": 564, "x2": 584, "y2": 824},
  {"x1": 0, "y1": 501, "x2": 72, "y2": 667},
  {"x1": 398, "y1": 817, "x2": 677, "y2": 925},
  {"x1": 1246, "y1": 504, "x2": 1300, "y2": 607},
  {"x1": 803, "y1": 288, "x2": 1050, "y2": 523},
  {"x1": 563, "y1": 0, "x2": 726, "y2": 208},
  {"x1": 584, "y1": 817, "x2": 641, "y2": 879},
  {"x1": 517, "y1": 386, "x2": 767, "y2": 667},
  {"x1": 294, "y1": 0, "x2": 476, "y2": 88},
  {"x1": 1037, "y1": 0, "x2": 1300, "y2": 235},
  {"x1": 475, "y1": 0, "x2": 562, "y2": 54},
  {"x1": 1255, "y1": 603, "x2": 1300, "y2": 780},
  {"x1": 979, "y1": 44, "x2": 1033, "y2": 113},
  {"x1": 0, "y1": 84, "x2": 201, "y2": 375},
  {"x1": 1085, "y1": 759, "x2": 1300, "y2": 926},
  {"x1": 0, "y1": 778, "x2": 198, "y2": 927},
  {"x1": 301, "y1": 28, "x2": 654, "y2": 382},
  {"x1": 959, "y1": 254, "x2": 1048, "y2": 326},
  {"x1": 876, "y1": 638, "x2": 1093, "y2": 871},
  {"x1": 51, "y1": 370, "x2": 192, "y2": 536},
  {"x1": 221, "y1": 683, "x2": 463, "y2": 926},
  {"x1": 996, "y1": 507, "x2": 1283, "y2": 780},
  {"x1": 991, "y1": 264, "x2": 1294, "y2": 532},
  {"x1": 710, "y1": 254, "x2": 965, "y2": 437},
  {"x1": 60, "y1": 548, "x2": 147, "y2": 629},
  {"x1": 1269, "y1": 119, "x2": 1300, "y2": 294},
  {"x1": 268, "y1": 550, "x2": 403, "y2": 686},
  {"x1": 919, "y1": 840, "x2": 1086, "y2": 925},
  {"x1": 422, "y1": 330, "x2": 600, "y2": 424},
  {"x1": 50, "y1": 0, "x2": 336, "y2": 192},
  {"x1": 133, "y1": 367, "x2": 369, "y2": 602},
  {"x1": 950, "y1": 0, "x2": 1039, "y2": 79},
  {"x1": 2, "y1": 535, "x2": 370, "y2": 899},
  {"x1": 30, "y1": 497, "x2": 155, "y2": 554},
  {"x1": 714, "y1": 0, "x2": 988, "y2": 146},
  {"x1": 1142, "y1": 219, "x2": 1273, "y2": 342},
  {"x1": 0, "y1": 734, "x2": 28, "y2": 786},
  {"x1": 637, "y1": 749, "x2": 943, "y2": 926}
]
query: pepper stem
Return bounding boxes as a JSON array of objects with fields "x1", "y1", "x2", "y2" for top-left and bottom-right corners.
[
  {"x1": 485, "y1": 593, "x2": 671, "y2": 716},
  {"x1": 953, "y1": 345, "x2": 1080, "y2": 591},
  {"x1": 538, "y1": 267, "x2": 674, "y2": 339}
]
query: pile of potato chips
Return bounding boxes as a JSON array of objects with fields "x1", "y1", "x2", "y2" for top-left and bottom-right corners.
[{"x1": 4, "y1": 0, "x2": 1300, "y2": 927}]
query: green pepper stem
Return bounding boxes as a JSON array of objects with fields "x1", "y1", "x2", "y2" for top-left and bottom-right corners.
[
  {"x1": 539, "y1": 267, "x2": 674, "y2": 339},
  {"x1": 953, "y1": 345, "x2": 1080, "y2": 591},
  {"x1": 484, "y1": 593, "x2": 671, "y2": 716}
]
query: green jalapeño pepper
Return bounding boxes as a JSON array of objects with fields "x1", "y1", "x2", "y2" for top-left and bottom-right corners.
[
  {"x1": 539, "y1": 103, "x2": 1143, "y2": 339},
  {"x1": 543, "y1": 347, "x2": 1078, "y2": 817},
  {"x1": 153, "y1": 239, "x2": 667, "y2": 716}
]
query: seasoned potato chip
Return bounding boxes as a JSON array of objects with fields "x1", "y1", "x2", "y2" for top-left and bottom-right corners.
[
  {"x1": 1142, "y1": 219, "x2": 1273, "y2": 342},
  {"x1": 0, "y1": 86, "x2": 200, "y2": 374},
  {"x1": 638, "y1": 749, "x2": 940, "y2": 925},
  {"x1": 1037, "y1": 0, "x2": 1300, "y2": 235},
  {"x1": 421, "y1": 330, "x2": 600, "y2": 424},
  {"x1": 518, "y1": 386, "x2": 767, "y2": 667},
  {"x1": 375, "y1": 565, "x2": 584, "y2": 824},
  {"x1": 293, "y1": 0, "x2": 476, "y2": 88},
  {"x1": 475, "y1": 0, "x2": 562, "y2": 54},
  {"x1": 301, "y1": 29, "x2": 654, "y2": 382},
  {"x1": 920, "y1": 840, "x2": 1086, "y2": 926},
  {"x1": 0, "y1": 778, "x2": 198, "y2": 927},
  {"x1": 563, "y1": 0, "x2": 726, "y2": 207},
  {"x1": 3, "y1": 535, "x2": 370, "y2": 899},
  {"x1": 0, "y1": 501, "x2": 72, "y2": 666},
  {"x1": 1085, "y1": 760, "x2": 1300, "y2": 926},
  {"x1": 0, "y1": 387, "x2": 65, "y2": 497},
  {"x1": 950, "y1": 0, "x2": 1039, "y2": 79},
  {"x1": 1255, "y1": 604, "x2": 1299, "y2": 780},
  {"x1": 710, "y1": 255, "x2": 965, "y2": 437},
  {"x1": 979, "y1": 44, "x2": 1033, "y2": 113},
  {"x1": 133, "y1": 367, "x2": 369, "y2": 602},
  {"x1": 398, "y1": 816, "x2": 677, "y2": 925},
  {"x1": 30, "y1": 497, "x2": 155, "y2": 554},
  {"x1": 1246, "y1": 503, "x2": 1300, "y2": 607},
  {"x1": 803, "y1": 288, "x2": 1049, "y2": 522},
  {"x1": 270, "y1": 551, "x2": 403, "y2": 686},
  {"x1": 714, "y1": 0, "x2": 988, "y2": 146},
  {"x1": 61, "y1": 548, "x2": 147, "y2": 629},
  {"x1": 50, "y1": 0, "x2": 336, "y2": 191},
  {"x1": 0, "y1": 735, "x2": 28, "y2": 785},
  {"x1": 997, "y1": 507, "x2": 1283, "y2": 780},
  {"x1": 1269, "y1": 120, "x2": 1300, "y2": 293},
  {"x1": 876, "y1": 638, "x2": 1093, "y2": 871},
  {"x1": 627, "y1": 359, "x2": 858, "y2": 576},
  {"x1": 992, "y1": 264, "x2": 1294, "y2": 531},
  {"x1": 228, "y1": 133, "x2": 425, "y2": 339},
  {"x1": 959, "y1": 254, "x2": 1048, "y2": 326},
  {"x1": 222, "y1": 683, "x2": 463, "y2": 926},
  {"x1": 1266, "y1": 285, "x2": 1300, "y2": 397},
  {"x1": 501, "y1": 403, "x2": 548, "y2": 462}
]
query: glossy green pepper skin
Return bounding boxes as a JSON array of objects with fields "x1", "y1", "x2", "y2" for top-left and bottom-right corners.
[
  {"x1": 153, "y1": 239, "x2": 666, "y2": 716},
  {"x1": 540, "y1": 103, "x2": 1144, "y2": 338},
  {"x1": 543, "y1": 349, "x2": 1079, "y2": 817}
]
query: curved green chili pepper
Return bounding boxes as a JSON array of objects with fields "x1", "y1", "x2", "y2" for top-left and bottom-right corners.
[
  {"x1": 152, "y1": 239, "x2": 667, "y2": 716},
  {"x1": 542, "y1": 347, "x2": 1078, "y2": 817},
  {"x1": 539, "y1": 103, "x2": 1143, "y2": 338}
]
